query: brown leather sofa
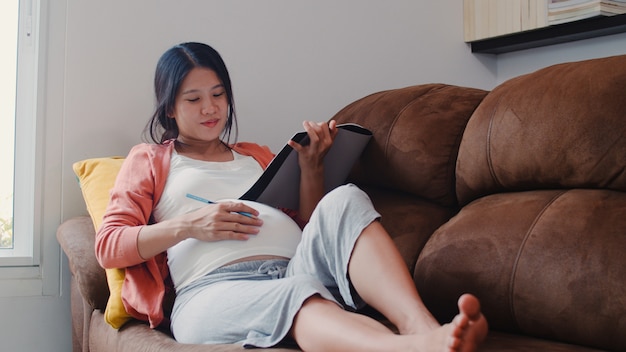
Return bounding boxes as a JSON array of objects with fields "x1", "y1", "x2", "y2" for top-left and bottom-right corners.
[{"x1": 57, "y1": 54, "x2": 626, "y2": 351}]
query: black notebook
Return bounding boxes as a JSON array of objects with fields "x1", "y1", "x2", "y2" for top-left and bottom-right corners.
[{"x1": 240, "y1": 123, "x2": 372, "y2": 210}]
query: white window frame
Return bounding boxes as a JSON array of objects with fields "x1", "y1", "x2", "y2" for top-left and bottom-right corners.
[
  {"x1": 1, "y1": 0, "x2": 38, "y2": 266},
  {"x1": 0, "y1": 0, "x2": 65, "y2": 297}
]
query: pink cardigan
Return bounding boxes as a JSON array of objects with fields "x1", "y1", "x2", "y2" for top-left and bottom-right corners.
[{"x1": 95, "y1": 139, "x2": 276, "y2": 328}]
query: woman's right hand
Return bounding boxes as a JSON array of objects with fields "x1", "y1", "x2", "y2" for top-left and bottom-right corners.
[
  {"x1": 179, "y1": 201, "x2": 263, "y2": 242},
  {"x1": 137, "y1": 201, "x2": 262, "y2": 260}
]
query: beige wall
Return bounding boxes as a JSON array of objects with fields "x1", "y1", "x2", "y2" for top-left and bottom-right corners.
[{"x1": 497, "y1": 31, "x2": 626, "y2": 83}]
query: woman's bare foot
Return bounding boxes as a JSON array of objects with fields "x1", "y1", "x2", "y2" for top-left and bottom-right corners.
[
  {"x1": 409, "y1": 294, "x2": 488, "y2": 352},
  {"x1": 290, "y1": 293, "x2": 486, "y2": 352},
  {"x1": 448, "y1": 294, "x2": 488, "y2": 352}
]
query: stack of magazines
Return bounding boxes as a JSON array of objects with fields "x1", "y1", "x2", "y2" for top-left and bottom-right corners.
[{"x1": 548, "y1": 0, "x2": 626, "y2": 25}]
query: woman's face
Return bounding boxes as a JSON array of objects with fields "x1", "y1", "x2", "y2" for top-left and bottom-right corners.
[{"x1": 171, "y1": 67, "x2": 229, "y2": 145}]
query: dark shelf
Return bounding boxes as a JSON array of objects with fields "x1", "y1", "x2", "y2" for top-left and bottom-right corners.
[{"x1": 470, "y1": 13, "x2": 626, "y2": 54}]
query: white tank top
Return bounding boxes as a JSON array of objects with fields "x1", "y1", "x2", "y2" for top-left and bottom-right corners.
[{"x1": 154, "y1": 150, "x2": 302, "y2": 290}]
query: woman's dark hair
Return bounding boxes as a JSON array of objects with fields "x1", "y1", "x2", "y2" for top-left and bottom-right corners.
[{"x1": 144, "y1": 42, "x2": 238, "y2": 144}]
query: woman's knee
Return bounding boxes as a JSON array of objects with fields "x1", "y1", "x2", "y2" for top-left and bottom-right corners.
[
  {"x1": 307, "y1": 184, "x2": 379, "y2": 244},
  {"x1": 317, "y1": 184, "x2": 371, "y2": 213}
]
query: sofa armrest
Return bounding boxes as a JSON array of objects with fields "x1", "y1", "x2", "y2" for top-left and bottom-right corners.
[{"x1": 57, "y1": 216, "x2": 109, "y2": 310}]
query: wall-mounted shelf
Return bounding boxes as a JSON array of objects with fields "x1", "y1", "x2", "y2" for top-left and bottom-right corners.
[{"x1": 470, "y1": 13, "x2": 626, "y2": 54}]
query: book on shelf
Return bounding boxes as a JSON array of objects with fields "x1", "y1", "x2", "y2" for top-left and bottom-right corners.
[
  {"x1": 549, "y1": 0, "x2": 626, "y2": 7},
  {"x1": 239, "y1": 123, "x2": 372, "y2": 210},
  {"x1": 548, "y1": 0, "x2": 626, "y2": 24},
  {"x1": 601, "y1": 1, "x2": 626, "y2": 15},
  {"x1": 464, "y1": 0, "x2": 625, "y2": 42},
  {"x1": 548, "y1": 0, "x2": 596, "y2": 8}
]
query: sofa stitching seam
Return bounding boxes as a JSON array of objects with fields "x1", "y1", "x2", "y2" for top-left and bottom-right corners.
[
  {"x1": 384, "y1": 85, "x2": 446, "y2": 158},
  {"x1": 508, "y1": 190, "x2": 567, "y2": 330},
  {"x1": 486, "y1": 95, "x2": 504, "y2": 189}
]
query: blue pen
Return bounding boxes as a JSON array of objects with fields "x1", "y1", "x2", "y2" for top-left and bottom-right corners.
[{"x1": 185, "y1": 193, "x2": 254, "y2": 218}]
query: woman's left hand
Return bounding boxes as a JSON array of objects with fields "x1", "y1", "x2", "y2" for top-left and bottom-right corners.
[
  {"x1": 287, "y1": 120, "x2": 338, "y2": 172},
  {"x1": 287, "y1": 120, "x2": 338, "y2": 220}
]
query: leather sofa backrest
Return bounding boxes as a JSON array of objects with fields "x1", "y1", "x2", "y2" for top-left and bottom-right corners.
[
  {"x1": 332, "y1": 83, "x2": 487, "y2": 207},
  {"x1": 456, "y1": 54, "x2": 626, "y2": 206}
]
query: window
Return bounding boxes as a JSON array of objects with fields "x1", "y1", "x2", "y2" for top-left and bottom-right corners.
[
  {"x1": 0, "y1": 0, "x2": 39, "y2": 267},
  {"x1": 0, "y1": 0, "x2": 62, "y2": 297},
  {"x1": 0, "y1": 1, "x2": 18, "y2": 252}
]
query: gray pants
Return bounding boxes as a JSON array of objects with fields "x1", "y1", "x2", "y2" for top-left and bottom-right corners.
[{"x1": 170, "y1": 184, "x2": 381, "y2": 347}]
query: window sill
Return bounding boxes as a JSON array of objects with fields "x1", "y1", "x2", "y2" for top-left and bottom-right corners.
[{"x1": 0, "y1": 266, "x2": 44, "y2": 297}]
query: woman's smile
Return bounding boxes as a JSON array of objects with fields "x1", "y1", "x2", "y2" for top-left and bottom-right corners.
[{"x1": 201, "y1": 119, "x2": 220, "y2": 128}]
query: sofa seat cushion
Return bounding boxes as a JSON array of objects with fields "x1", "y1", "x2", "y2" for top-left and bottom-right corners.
[
  {"x1": 88, "y1": 310, "x2": 299, "y2": 352},
  {"x1": 415, "y1": 189, "x2": 626, "y2": 351},
  {"x1": 482, "y1": 331, "x2": 607, "y2": 352}
]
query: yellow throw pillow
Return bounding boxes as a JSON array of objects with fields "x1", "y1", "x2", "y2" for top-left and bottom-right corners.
[{"x1": 72, "y1": 157, "x2": 131, "y2": 329}]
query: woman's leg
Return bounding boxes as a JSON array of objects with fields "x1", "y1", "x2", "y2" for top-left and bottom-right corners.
[
  {"x1": 291, "y1": 294, "x2": 484, "y2": 352},
  {"x1": 348, "y1": 220, "x2": 439, "y2": 334},
  {"x1": 288, "y1": 184, "x2": 487, "y2": 350},
  {"x1": 347, "y1": 220, "x2": 488, "y2": 347}
]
